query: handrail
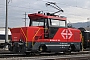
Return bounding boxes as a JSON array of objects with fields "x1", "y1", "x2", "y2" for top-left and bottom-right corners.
[
  {"x1": 20, "y1": 28, "x2": 28, "y2": 46},
  {"x1": 32, "y1": 28, "x2": 48, "y2": 46}
]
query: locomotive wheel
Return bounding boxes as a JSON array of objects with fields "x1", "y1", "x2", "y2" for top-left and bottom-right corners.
[
  {"x1": 8, "y1": 45, "x2": 12, "y2": 51},
  {"x1": 64, "y1": 46, "x2": 71, "y2": 54},
  {"x1": 25, "y1": 52, "x2": 30, "y2": 55},
  {"x1": 63, "y1": 51, "x2": 71, "y2": 54},
  {"x1": 38, "y1": 45, "x2": 47, "y2": 52},
  {"x1": 68, "y1": 46, "x2": 72, "y2": 51},
  {"x1": 39, "y1": 46, "x2": 43, "y2": 52},
  {"x1": 13, "y1": 46, "x2": 18, "y2": 53}
]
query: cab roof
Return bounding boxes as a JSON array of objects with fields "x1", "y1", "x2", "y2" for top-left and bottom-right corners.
[{"x1": 28, "y1": 13, "x2": 66, "y2": 20}]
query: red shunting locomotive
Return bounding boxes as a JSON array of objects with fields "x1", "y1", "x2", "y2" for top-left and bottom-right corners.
[{"x1": 8, "y1": 2, "x2": 82, "y2": 54}]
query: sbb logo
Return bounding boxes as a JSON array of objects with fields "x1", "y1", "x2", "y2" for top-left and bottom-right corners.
[{"x1": 61, "y1": 29, "x2": 73, "y2": 39}]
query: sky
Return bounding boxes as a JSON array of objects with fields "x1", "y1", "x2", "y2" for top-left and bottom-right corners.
[{"x1": 0, "y1": 0, "x2": 90, "y2": 28}]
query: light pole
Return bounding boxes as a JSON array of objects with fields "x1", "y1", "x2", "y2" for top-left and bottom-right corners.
[
  {"x1": 5, "y1": 0, "x2": 8, "y2": 43},
  {"x1": 24, "y1": 12, "x2": 27, "y2": 27},
  {"x1": 23, "y1": 12, "x2": 27, "y2": 27}
]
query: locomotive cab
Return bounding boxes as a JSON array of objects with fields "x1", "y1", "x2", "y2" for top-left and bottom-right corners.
[{"x1": 28, "y1": 13, "x2": 67, "y2": 39}]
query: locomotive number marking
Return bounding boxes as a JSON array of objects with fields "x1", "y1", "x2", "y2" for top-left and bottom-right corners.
[
  {"x1": 50, "y1": 39, "x2": 60, "y2": 41},
  {"x1": 46, "y1": 45, "x2": 70, "y2": 46}
]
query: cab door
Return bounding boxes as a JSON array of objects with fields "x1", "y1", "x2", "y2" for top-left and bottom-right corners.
[{"x1": 44, "y1": 19, "x2": 49, "y2": 39}]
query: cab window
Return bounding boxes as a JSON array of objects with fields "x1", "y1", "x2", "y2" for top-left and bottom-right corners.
[
  {"x1": 30, "y1": 18, "x2": 45, "y2": 26},
  {"x1": 50, "y1": 19, "x2": 66, "y2": 27}
]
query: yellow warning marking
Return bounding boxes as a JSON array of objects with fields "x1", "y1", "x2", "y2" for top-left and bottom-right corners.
[
  {"x1": 21, "y1": 28, "x2": 28, "y2": 46},
  {"x1": 32, "y1": 28, "x2": 48, "y2": 46}
]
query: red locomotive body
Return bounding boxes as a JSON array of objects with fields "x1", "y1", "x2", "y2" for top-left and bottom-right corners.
[{"x1": 9, "y1": 13, "x2": 81, "y2": 54}]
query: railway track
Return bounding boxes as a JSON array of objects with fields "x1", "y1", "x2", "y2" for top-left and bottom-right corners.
[
  {"x1": 0, "y1": 53, "x2": 90, "y2": 60},
  {"x1": 0, "y1": 50, "x2": 90, "y2": 60}
]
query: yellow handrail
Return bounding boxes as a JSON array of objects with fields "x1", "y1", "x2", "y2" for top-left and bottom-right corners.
[
  {"x1": 80, "y1": 32, "x2": 84, "y2": 51},
  {"x1": 21, "y1": 28, "x2": 28, "y2": 47},
  {"x1": 32, "y1": 28, "x2": 40, "y2": 46},
  {"x1": 32, "y1": 28, "x2": 48, "y2": 46}
]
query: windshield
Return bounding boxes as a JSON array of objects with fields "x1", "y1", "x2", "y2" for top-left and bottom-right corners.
[
  {"x1": 51, "y1": 19, "x2": 66, "y2": 27},
  {"x1": 32, "y1": 21, "x2": 44, "y2": 26},
  {"x1": 31, "y1": 19, "x2": 44, "y2": 26}
]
